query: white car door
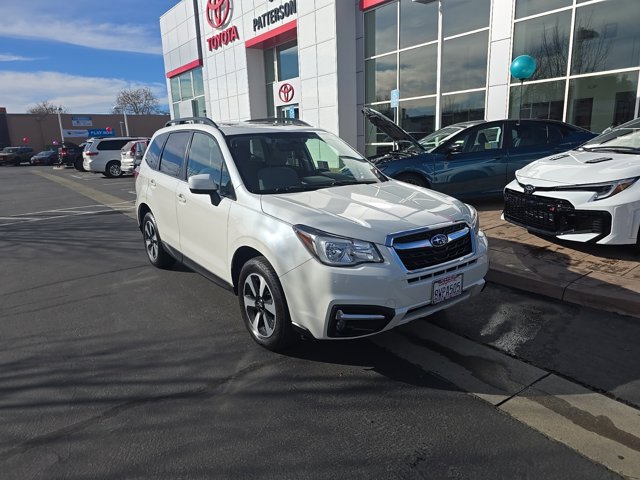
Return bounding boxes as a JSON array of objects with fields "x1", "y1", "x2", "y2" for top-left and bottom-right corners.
[
  {"x1": 147, "y1": 131, "x2": 191, "y2": 250},
  {"x1": 176, "y1": 131, "x2": 232, "y2": 282}
]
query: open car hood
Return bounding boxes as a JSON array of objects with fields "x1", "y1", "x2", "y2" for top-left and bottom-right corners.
[{"x1": 362, "y1": 107, "x2": 425, "y2": 152}]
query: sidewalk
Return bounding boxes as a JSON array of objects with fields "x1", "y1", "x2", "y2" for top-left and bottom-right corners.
[{"x1": 475, "y1": 201, "x2": 640, "y2": 319}]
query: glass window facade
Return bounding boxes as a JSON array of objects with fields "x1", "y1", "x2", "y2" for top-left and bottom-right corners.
[
  {"x1": 169, "y1": 67, "x2": 206, "y2": 117},
  {"x1": 364, "y1": 0, "x2": 490, "y2": 154},
  {"x1": 510, "y1": 0, "x2": 640, "y2": 132},
  {"x1": 264, "y1": 41, "x2": 300, "y2": 118}
]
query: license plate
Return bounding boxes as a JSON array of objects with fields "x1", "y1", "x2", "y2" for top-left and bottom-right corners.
[{"x1": 432, "y1": 274, "x2": 463, "y2": 304}]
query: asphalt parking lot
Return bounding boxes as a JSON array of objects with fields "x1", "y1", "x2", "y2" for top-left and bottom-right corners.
[{"x1": 0, "y1": 166, "x2": 638, "y2": 479}]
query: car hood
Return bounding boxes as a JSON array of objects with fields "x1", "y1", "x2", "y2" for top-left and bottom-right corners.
[
  {"x1": 260, "y1": 181, "x2": 470, "y2": 245},
  {"x1": 362, "y1": 107, "x2": 425, "y2": 153},
  {"x1": 516, "y1": 150, "x2": 640, "y2": 185}
]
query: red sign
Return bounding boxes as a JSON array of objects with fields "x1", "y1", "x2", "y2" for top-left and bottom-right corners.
[
  {"x1": 279, "y1": 83, "x2": 295, "y2": 103},
  {"x1": 206, "y1": 0, "x2": 231, "y2": 29},
  {"x1": 207, "y1": 25, "x2": 239, "y2": 51}
]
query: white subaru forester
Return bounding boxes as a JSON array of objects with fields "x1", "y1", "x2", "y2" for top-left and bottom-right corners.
[{"x1": 135, "y1": 117, "x2": 489, "y2": 351}]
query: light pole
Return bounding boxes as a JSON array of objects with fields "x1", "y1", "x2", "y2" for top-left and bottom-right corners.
[
  {"x1": 114, "y1": 105, "x2": 130, "y2": 136},
  {"x1": 56, "y1": 107, "x2": 65, "y2": 143}
]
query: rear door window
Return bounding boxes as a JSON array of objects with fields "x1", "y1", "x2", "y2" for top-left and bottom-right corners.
[
  {"x1": 97, "y1": 139, "x2": 130, "y2": 151},
  {"x1": 145, "y1": 134, "x2": 168, "y2": 170},
  {"x1": 159, "y1": 132, "x2": 191, "y2": 178}
]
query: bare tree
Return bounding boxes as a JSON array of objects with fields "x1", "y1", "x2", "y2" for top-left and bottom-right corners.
[
  {"x1": 27, "y1": 101, "x2": 66, "y2": 115},
  {"x1": 113, "y1": 87, "x2": 160, "y2": 115}
]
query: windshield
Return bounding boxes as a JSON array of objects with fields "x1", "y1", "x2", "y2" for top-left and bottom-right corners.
[
  {"x1": 227, "y1": 131, "x2": 386, "y2": 194},
  {"x1": 418, "y1": 126, "x2": 464, "y2": 152},
  {"x1": 581, "y1": 123, "x2": 640, "y2": 153}
]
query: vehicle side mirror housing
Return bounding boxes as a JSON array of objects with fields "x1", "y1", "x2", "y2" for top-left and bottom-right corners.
[
  {"x1": 446, "y1": 144, "x2": 463, "y2": 156},
  {"x1": 188, "y1": 173, "x2": 221, "y2": 205}
]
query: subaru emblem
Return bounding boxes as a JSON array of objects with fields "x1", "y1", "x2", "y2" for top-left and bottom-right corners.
[
  {"x1": 431, "y1": 233, "x2": 449, "y2": 248},
  {"x1": 524, "y1": 184, "x2": 535, "y2": 195}
]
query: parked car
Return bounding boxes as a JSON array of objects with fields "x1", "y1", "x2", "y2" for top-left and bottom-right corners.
[
  {"x1": 0, "y1": 146, "x2": 34, "y2": 166},
  {"x1": 57, "y1": 141, "x2": 85, "y2": 169},
  {"x1": 363, "y1": 108, "x2": 596, "y2": 199},
  {"x1": 504, "y1": 117, "x2": 640, "y2": 246},
  {"x1": 120, "y1": 139, "x2": 149, "y2": 175},
  {"x1": 83, "y1": 137, "x2": 145, "y2": 177},
  {"x1": 30, "y1": 150, "x2": 59, "y2": 166},
  {"x1": 136, "y1": 117, "x2": 489, "y2": 351}
]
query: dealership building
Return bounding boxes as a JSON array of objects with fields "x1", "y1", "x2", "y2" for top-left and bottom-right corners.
[{"x1": 160, "y1": 0, "x2": 640, "y2": 154}]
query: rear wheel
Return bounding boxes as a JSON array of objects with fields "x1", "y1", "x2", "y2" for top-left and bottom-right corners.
[
  {"x1": 238, "y1": 257, "x2": 297, "y2": 351},
  {"x1": 142, "y1": 212, "x2": 175, "y2": 269},
  {"x1": 395, "y1": 172, "x2": 428, "y2": 188},
  {"x1": 74, "y1": 159, "x2": 86, "y2": 171},
  {"x1": 105, "y1": 161, "x2": 122, "y2": 178}
]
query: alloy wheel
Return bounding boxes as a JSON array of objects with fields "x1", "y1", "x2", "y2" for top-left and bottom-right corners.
[
  {"x1": 243, "y1": 273, "x2": 277, "y2": 339},
  {"x1": 144, "y1": 220, "x2": 158, "y2": 261}
]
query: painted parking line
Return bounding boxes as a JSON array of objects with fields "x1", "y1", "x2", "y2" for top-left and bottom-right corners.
[
  {"x1": 31, "y1": 170, "x2": 137, "y2": 220},
  {"x1": 374, "y1": 322, "x2": 640, "y2": 479}
]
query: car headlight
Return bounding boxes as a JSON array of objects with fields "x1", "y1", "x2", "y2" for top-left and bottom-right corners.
[
  {"x1": 466, "y1": 204, "x2": 480, "y2": 234},
  {"x1": 555, "y1": 177, "x2": 638, "y2": 200},
  {"x1": 293, "y1": 225, "x2": 383, "y2": 267}
]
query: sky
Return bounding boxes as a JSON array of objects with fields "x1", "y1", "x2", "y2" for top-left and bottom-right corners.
[{"x1": 0, "y1": 0, "x2": 179, "y2": 114}]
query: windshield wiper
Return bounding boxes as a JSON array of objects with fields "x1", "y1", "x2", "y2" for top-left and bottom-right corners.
[
  {"x1": 260, "y1": 185, "x2": 321, "y2": 194},
  {"x1": 331, "y1": 180, "x2": 378, "y2": 186},
  {"x1": 581, "y1": 146, "x2": 640, "y2": 154}
]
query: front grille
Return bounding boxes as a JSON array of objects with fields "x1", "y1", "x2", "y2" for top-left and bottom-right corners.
[
  {"x1": 504, "y1": 189, "x2": 612, "y2": 238},
  {"x1": 393, "y1": 223, "x2": 472, "y2": 271}
]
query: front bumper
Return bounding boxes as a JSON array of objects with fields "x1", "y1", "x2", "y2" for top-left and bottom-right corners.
[
  {"x1": 279, "y1": 231, "x2": 489, "y2": 340},
  {"x1": 504, "y1": 180, "x2": 640, "y2": 244}
]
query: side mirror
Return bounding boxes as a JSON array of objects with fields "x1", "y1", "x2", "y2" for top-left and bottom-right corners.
[
  {"x1": 446, "y1": 144, "x2": 463, "y2": 156},
  {"x1": 188, "y1": 173, "x2": 221, "y2": 205}
]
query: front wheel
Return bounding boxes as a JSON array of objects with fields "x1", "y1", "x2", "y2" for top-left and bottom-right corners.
[
  {"x1": 238, "y1": 257, "x2": 297, "y2": 351},
  {"x1": 104, "y1": 160, "x2": 122, "y2": 178},
  {"x1": 395, "y1": 172, "x2": 428, "y2": 188},
  {"x1": 142, "y1": 212, "x2": 175, "y2": 269}
]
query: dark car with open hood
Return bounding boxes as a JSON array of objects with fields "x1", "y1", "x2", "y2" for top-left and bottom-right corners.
[{"x1": 363, "y1": 107, "x2": 596, "y2": 199}]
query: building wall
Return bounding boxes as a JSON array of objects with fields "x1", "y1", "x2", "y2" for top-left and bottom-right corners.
[
  {"x1": 1, "y1": 113, "x2": 169, "y2": 152},
  {"x1": 160, "y1": 0, "x2": 640, "y2": 155}
]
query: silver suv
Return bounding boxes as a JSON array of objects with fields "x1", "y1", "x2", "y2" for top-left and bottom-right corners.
[
  {"x1": 135, "y1": 117, "x2": 488, "y2": 351},
  {"x1": 83, "y1": 137, "x2": 146, "y2": 177}
]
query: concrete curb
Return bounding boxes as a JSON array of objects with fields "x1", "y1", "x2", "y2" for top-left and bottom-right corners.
[{"x1": 475, "y1": 205, "x2": 640, "y2": 320}]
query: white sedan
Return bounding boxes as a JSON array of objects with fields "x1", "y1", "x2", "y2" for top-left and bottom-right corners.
[{"x1": 503, "y1": 118, "x2": 640, "y2": 245}]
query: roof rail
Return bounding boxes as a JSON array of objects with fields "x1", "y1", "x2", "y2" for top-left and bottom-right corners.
[
  {"x1": 165, "y1": 117, "x2": 219, "y2": 128},
  {"x1": 246, "y1": 117, "x2": 311, "y2": 127}
]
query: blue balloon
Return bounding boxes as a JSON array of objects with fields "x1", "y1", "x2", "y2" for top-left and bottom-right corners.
[{"x1": 510, "y1": 55, "x2": 537, "y2": 80}]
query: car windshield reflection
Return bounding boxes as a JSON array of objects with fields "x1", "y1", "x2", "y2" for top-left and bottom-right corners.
[{"x1": 227, "y1": 131, "x2": 386, "y2": 194}]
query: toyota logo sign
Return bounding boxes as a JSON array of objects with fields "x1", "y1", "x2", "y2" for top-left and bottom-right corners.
[
  {"x1": 524, "y1": 184, "x2": 535, "y2": 195},
  {"x1": 279, "y1": 83, "x2": 295, "y2": 103},
  {"x1": 206, "y1": 0, "x2": 231, "y2": 29}
]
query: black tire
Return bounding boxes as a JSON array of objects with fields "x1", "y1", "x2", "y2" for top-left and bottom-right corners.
[
  {"x1": 395, "y1": 172, "x2": 428, "y2": 188},
  {"x1": 238, "y1": 257, "x2": 297, "y2": 351},
  {"x1": 74, "y1": 159, "x2": 86, "y2": 171},
  {"x1": 104, "y1": 160, "x2": 122, "y2": 178},
  {"x1": 142, "y1": 212, "x2": 175, "y2": 269}
]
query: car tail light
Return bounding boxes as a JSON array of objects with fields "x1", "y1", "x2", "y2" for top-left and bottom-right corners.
[
  {"x1": 85, "y1": 152, "x2": 98, "y2": 156},
  {"x1": 59, "y1": 147, "x2": 67, "y2": 156},
  {"x1": 133, "y1": 166, "x2": 140, "y2": 179}
]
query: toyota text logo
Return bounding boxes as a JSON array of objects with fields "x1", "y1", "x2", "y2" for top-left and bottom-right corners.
[
  {"x1": 279, "y1": 83, "x2": 295, "y2": 103},
  {"x1": 206, "y1": 0, "x2": 231, "y2": 29},
  {"x1": 431, "y1": 234, "x2": 449, "y2": 248}
]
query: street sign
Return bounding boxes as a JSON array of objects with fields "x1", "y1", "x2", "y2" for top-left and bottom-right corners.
[{"x1": 390, "y1": 89, "x2": 400, "y2": 108}]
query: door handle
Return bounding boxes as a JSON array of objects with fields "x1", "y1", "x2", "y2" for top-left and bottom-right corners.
[{"x1": 177, "y1": 193, "x2": 186, "y2": 204}]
